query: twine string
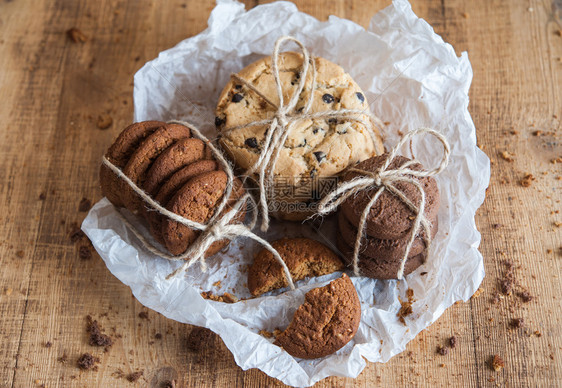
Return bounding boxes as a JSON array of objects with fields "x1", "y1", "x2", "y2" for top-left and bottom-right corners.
[
  {"x1": 102, "y1": 120, "x2": 295, "y2": 289},
  {"x1": 315, "y1": 127, "x2": 451, "y2": 280},
  {"x1": 222, "y1": 36, "x2": 384, "y2": 232}
]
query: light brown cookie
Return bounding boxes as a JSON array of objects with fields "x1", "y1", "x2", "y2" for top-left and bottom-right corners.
[
  {"x1": 147, "y1": 160, "x2": 220, "y2": 245},
  {"x1": 161, "y1": 170, "x2": 245, "y2": 256},
  {"x1": 143, "y1": 137, "x2": 211, "y2": 197},
  {"x1": 341, "y1": 154, "x2": 440, "y2": 240},
  {"x1": 248, "y1": 238, "x2": 344, "y2": 296},
  {"x1": 121, "y1": 123, "x2": 192, "y2": 214},
  {"x1": 100, "y1": 121, "x2": 165, "y2": 207},
  {"x1": 274, "y1": 273, "x2": 361, "y2": 359},
  {"x1": 216, "y1": 52, "x2": 384, "y2": 220}
]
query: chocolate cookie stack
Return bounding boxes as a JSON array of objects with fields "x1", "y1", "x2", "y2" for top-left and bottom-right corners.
[
  {"x1": 336, "y1": 154, "x2": 440, "y2": 279},
  {"x1": 100, "y1": 121, "x2": 246, "y2": 257}
]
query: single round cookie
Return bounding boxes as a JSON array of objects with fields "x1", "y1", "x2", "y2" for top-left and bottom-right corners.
[
  {"x1": 248, "y1": 237, "x2": 345, "y2": 296},
  {"x1": 338, "y1": 211, "x2": 438, "y2": 261},
  {"x1": 100, "y1": 121, "x2": 165, "y2": 207},
  {"x1": 216, "y1": 52, "x2": 384, "y2": 220},
  {"x1": 341, "y1": 154, "x2": 440, "y2": 240},
  {"x1": 161, "y1": 170, "x2": 245, "y2": 255},
  {"x1": 143, "y1": 138, "x2": 211, "y2": 197},
  {"x1": 121, "y1": 123, "x2": 192, "y2": 214},
  {"x1": 274, "y1": 273, "x2": 361, "y2": 359},
  {"x1": 147, "y1": 160, "x2": 220, "y2": 245},
  {"x1": 336, "y1": 234, "x2": 426, "y2": 279}
]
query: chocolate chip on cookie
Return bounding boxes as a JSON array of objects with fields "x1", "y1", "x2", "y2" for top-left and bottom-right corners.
[
  {"x1": 248, "y1": 238, "x2": 345, "y2": 296},
  {"x1": 341, "y1": 154, "x2": 440, "y2": 240},
  {"x1": 274, "y1": 273, "x2": 361, "y2": 359},
  {"x1": 100, "y1": 120, "x2": 165, "y2": 207}
]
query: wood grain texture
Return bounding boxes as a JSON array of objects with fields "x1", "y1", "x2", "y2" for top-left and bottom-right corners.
[{"x1": 0, "y1": 0, "x2": 560, "y2": 387}]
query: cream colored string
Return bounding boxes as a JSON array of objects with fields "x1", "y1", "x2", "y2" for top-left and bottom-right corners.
[
  {"x1": 101, "y1": 120, "x2": 295, "y2": 289},
  {"x1": 222, "y1": 35, "x2": 385, "y2": 232},
  {"x1": 314, "y1": 127, "x2": 451, "y2": 279}
]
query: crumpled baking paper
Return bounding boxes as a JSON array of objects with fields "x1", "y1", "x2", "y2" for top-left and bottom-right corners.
[{"x1": 82, "y1": 0, "x2": 490, "y2": 386}]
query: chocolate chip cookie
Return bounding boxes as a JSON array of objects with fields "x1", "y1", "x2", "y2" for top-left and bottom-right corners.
[
  {"x1": 216, "y1": 52, "x2": 384, "y2": 220},
  {"x1": 248, "y1": 237, "x2": 344, "y2": 296},
  {"x1": 274, "y1": 273, "x2": 361, "y2": 359},
  {"x1": 341, "y1": 154, "x2": 440, "y2": 240}
]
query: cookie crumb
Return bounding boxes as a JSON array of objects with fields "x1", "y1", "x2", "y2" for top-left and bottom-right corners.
[
  {"x1": 449, "y1": 336, "x2": 457, "y2": 348},
  {"x1": 517, "y1": 291, "x2": 533, "y2": 303},
  {"x1": 79, "y1": 245, "x2": 92, "y2": 260},
  {"x1": 519, "y1": 174, "x2": 535, "y2": 187},
  {"x1": 510, "y1": 318, "x2": 524, "y2": 328},
  {"x1": 57, "y1": 353, "x2": 68, "y2": 364},
  {"x1": 78, "y1": 197, "x2": 92, "y2": 212},
  {"x1": 461, "y1": 12, "x2": 469, "y2": 18},
  {"x1": 201, "y1": 291, "x2": 239, "y2": 303},
  {"x1": 96, "y1": 114, "x2": 113, "y2": 130},
  {"x1": 437, "y1": 345, "x2": 448, "y2": 355},
  {"x1": 87, "y1": 315, "x2": 113, "y2": 347},
  {"x1": 532, "y1": 130, "x2": 543, "y2": 136},
  {"x1": 15, "y1": 250, "x2": 24, "y2": 258},
  {"x1": 138, "y1": 311, "x2": 149, "y2": 320},
  {"x1": 187, "y1": 327, "x2": 212, "y2": 352},
  {"x1": 489, "y1": 354, "x2": 504, "y2": 372},
  {"x1": 154, "y1": 333, "x2": 162, "y2": 340},
  {"x1": 69, "y1": 223, "x2": 85, "y2": 243},
  {"x1": 126, "y1": 371, "x2": 143, "y2": 382},
  {"x1": 39, "y1": 192, "x2": 46, "y2": 201},
  {"x1": 44, "y1": 341, "x2": 52, "y2": 348},
  {"x1": 77, "y1": 353, "x2": 99, "y2": 370},
  {"x1": 499, "y1": 151, "x2": 514, "y2": 162},
  {"x1": 67, "y1": 27, "x2": 87, "y2": 43},
  {"x1": 258, "y1": 330, "x2": 273, "y2": 338},
  {"x1": 472, "y1": 288, "x2": 483, "y2": 299},
  {"x1": 397, "y1": 288, "x2": 415, "y2": 324}
]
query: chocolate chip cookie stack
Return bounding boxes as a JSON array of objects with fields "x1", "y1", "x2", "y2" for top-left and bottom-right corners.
[
  {"x1": 215, "y1": 52, "x2": 385, "y2": 221},
  {"x1": 336, "y1": 154, "x2": 440, "y2": 279},
  {"x1": 100, "y1": 121, "x2": 246, "y2": 257}
]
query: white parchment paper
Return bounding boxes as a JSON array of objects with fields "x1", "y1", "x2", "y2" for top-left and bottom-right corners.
[{"x1": 82, "y1": 0, "x2": 490, "y2": 386}]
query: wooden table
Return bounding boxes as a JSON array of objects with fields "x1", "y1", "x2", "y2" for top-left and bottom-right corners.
[{"x1": 1, "y1": 0, "x2": 560, "y2": 386}]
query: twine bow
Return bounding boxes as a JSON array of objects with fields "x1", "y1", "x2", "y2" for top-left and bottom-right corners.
[
  {"x1": 102, "y1": 120, "x2": 295, "y2": 289},
  {"x1": 315, "y1": 127, "x2": 451, "y2": 280},
  {"x1": 223, "y1": 36, "x2": 384, "y2": 232}
]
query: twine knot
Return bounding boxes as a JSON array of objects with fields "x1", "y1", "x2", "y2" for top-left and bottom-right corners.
[
  {"x1": 223, "y1": 36, "x2": 384, "y2": 232},
  {"x1": 315, "y1": 127, "x2": 451, "y2": 280}
]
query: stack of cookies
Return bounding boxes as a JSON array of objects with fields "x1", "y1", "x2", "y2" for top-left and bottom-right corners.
[
  {"x1": 336, "y1": 154, "x2": 440, "y2": 279},
  {"x1": 100, "y1": 121, "x2": 246, "y2": 257},
  {"x1": 215, "y1": 52, "x2": 385, "y2": 221}
]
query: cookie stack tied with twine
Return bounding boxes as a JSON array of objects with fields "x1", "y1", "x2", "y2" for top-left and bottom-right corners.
[
  {"x1": 100, "y1": 120, "x2": 296, "y2": 283},
  {"x1": 215, "y1": 36, "x2": 385, "y2": 229},
  {"x1": 315, "y1": 128, "x2": 450, "y2": 280}
]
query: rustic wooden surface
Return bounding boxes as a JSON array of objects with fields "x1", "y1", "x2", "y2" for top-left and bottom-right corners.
[{"x1": 0, "y1": 0, "x2": 561, "y2": 387}]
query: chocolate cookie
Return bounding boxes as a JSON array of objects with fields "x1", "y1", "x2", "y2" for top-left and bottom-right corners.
[
  {"x1": 143, "y1": 138, "x2": 211, "y2": 197},
  {"x1": 161, "y1": 170, "x2": 245, "y2": 255},
  {"x1": 148, "y1": 160, "x2": 220, "y2": 245},
  {"x1": 336, "y1": 234, "x2": 425, "y2": 279},
  {"x1": 341, "y1": 154, "x2": 440, "y2": 240},
  {"x1": 274, "y1": 273, "x2": 361, "y2": 359},
  {"x1": 248, "y1": 238, "x2": 345, "y2": 296},
  {"x1": 100, "y1": 121, "x2": 165, "y2": 207},
  {"x1": 338, "y1": 211, "x2": 438, "y2": 261},
  {"x1": 121, "y1": 123, "x2": 192, "y2": 213}
]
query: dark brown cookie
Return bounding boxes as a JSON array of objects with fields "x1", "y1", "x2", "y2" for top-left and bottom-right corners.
[
  {"x1": 336, "y1": 234, "x2": 425, "y2": 279},
  {"x1": 100, "y1": 121, "x2": 165, "y2": 207},
  {"x1": 143, "y1": 138, "x2": 211, "y2": 197},
  {"x1": 121, "y1": 123, "x2": 192, "y2": 213},
  {"x1": 341, "y1": 154, "x2": 440, "y2": 240},
  {"x1": 161, "y1": 170, "x2": 245, "y2": 255},
  {"x1": 248, "y1": 238, "x2": 345, "y2": 297},
  {"x1": 274, "y1": 273, "x2": 361, "y2": 359},
  {"x1": 147, "y1": 160, "x2": 220, "y2": 245},
  {"x1": 338, "y1": 211, "x2": 438, "y2": 262}
]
